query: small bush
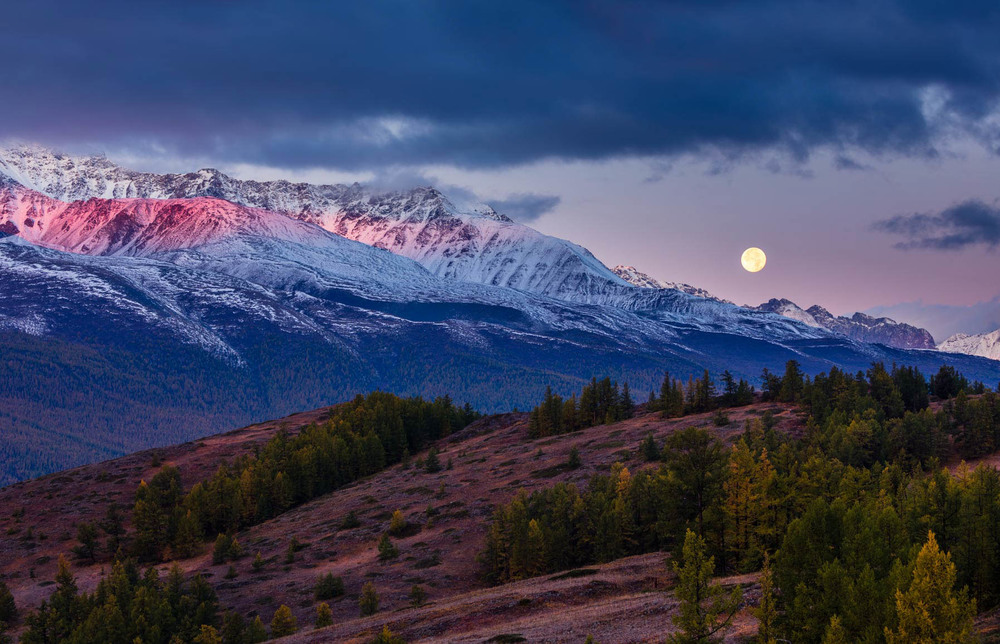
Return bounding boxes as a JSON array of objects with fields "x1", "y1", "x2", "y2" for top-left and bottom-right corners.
[
  {"x1": 314, "y1": 573, "x2": 345, "y2": 600},
  {"x1": 377, "y1": 534, "x2": 399, "y2": 561},
  {"x1": 339, "y1": 511, "x2": 361, "y2": 530}
]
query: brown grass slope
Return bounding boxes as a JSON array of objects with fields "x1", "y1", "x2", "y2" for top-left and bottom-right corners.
[{"x1": 0, "y1": 402, "x2": 800, "y2": 642}]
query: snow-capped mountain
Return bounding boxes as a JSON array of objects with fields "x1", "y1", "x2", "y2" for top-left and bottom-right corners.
[
  {"x1": 0, "y1": 146, "x2": 632, "y2": 301},
  {"x1": 2, "y1": 146, "x2": 1000, "y2": 484},
  {"x1": 938, "y1": 330, "x2": 1000, "y2": 362},
  {"x1": 0, "y1": 183, "x2": 337, "y2": 257},
  {"x1": 612, "y1": 265, "x2": 729, "y2": 302},
  {"x1": 755, "y1": 298, "x2": 936, "y2": 349}
]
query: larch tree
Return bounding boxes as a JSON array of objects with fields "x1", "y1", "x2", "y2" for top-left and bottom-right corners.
[{"x1": 884, "y1": 531, "x2": 976, "y2": 644}]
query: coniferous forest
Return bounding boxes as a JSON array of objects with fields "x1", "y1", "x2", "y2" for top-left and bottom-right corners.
[
  {"x1": 3, "y1": 362, "x2": 1000, "y2": 642},
  {"x1": 487, "y1": 362, "x2": 1000, "y2": 643}
]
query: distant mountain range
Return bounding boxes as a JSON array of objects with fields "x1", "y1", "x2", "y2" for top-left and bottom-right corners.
[
  {"x1": 754, "y1": 298, "x2": 937, "y2": 350},
  {"x1": 2, "y1": 145, "x2": 998, "y2": 484},
  {"x1": 866, "y1": 298, "x2": 1000, "y2": 342}
]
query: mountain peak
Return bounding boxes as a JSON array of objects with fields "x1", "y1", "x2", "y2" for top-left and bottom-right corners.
[{"x1": 939, "y1": 328, "x2": 1000, "y2": 361}]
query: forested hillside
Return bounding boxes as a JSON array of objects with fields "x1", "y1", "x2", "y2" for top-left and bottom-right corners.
[{"x1": 0, "y1": 362, "x2": 998, "y2": 642}]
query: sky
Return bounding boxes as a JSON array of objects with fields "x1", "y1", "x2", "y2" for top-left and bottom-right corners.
[{"x1": 4, "y1": 0, "x2": 1000, "y2": 315}]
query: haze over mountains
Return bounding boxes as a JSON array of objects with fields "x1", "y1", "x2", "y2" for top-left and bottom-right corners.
[{"x1": 2, "y1": 145, "x2": 999, "y2": 484}]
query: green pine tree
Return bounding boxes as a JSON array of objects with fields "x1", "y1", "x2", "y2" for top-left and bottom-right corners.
[{"x1": 668, "y1": 530, "x2": 742, "y2": 643}]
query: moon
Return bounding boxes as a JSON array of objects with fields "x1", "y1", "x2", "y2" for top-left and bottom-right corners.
[{"x1": 741, "y1": 247, "x2": 766, "y2": 273}]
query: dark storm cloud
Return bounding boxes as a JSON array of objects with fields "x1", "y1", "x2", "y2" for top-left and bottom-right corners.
[
  {"x1": 4, "y1": 0, "x2": 1000, "y2": 170},
  {"x1": 488, "y1": 194, "x2": 561, "y2": 222},
  {"x1": 874, "y1": 200, "x2": 1000, "y2": 250}
]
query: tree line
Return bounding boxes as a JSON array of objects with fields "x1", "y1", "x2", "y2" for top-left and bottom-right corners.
[
  {"x1": 528, "y1": 377, "x2": 635, "y2": 438},
  {"x1": 125, "y1": 392, "x2": 478, "y2": 562}
]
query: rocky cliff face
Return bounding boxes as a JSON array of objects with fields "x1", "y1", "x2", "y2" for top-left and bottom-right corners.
[{"x1": 755, "y1": 298, "x2": 936, "y2": 349}]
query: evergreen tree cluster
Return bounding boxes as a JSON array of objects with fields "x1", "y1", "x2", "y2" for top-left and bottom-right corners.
[
  {"x1": 129, "y1": 392, "x2": 477, "y2": 560},
  {"x1": 21, "y1": 557, "x2": 224, "y2": 644},
  {"x1": 528, "y1": 378, "x2": 634, "y2": 438},
  {"x1": 648, "y1": 370, "x2": 755, "y2": 417},
  {"x1": 484, "y1": 360, "x2": 1000, "y2": 643}
]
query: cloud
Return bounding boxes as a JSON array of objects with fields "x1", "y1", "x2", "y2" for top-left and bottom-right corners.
[
  {"x1": 4, "y1": 1, "x2": 1000, "y2": 171},
  {"x1": 363, "y1": 167, "x2": 559, "y2": 221},
  {"x1": 487, "y1": 194, "x2": 561, "y2": 222},
  {"x1": 874, "y1": 199, "x2": 1000, "y2": 250}
]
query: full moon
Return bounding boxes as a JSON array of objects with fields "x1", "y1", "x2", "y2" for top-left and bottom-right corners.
[{"x1": 741, "y1": 247, "x2": 766, "y2": 273}]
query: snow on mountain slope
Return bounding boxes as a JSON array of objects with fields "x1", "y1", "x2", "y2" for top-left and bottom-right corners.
[
  {"x1": 612, "y1": 265, "x2": 728, "y2": 302},
  {"x1": 0, "y1": 182, "x2": 342, "y2": 257},
  {"x1": 755, "y1": 298, "x2": 936, "y2": 349},
  {"x1": 0, "y1": 146, "x2": 942, "y2": 351},
  {"x1": 755, "y1": 299, "x2": 826, "y2": 328},
  {"x1": 938, "y1": 330, "x2": 1000, "y2": 361},
  {"x1": 0, "y1": 146, "x2": 631, "y2": 300}
]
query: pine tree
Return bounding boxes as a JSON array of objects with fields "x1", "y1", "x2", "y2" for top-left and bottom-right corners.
[
  {"x1": 372, "y1": 625, "x2": 406, "y2": 644},
  {"x1": 270, "y1": 605, "x2": 297, "y2": 637},
  {"x1": 213, "y1": 533, "x2": 234, "y2": 564},
  {"x1": 409, "y1": 584, "x2": 427, "y2": 607},
  {"x1": 173, "y1": 510, "x2": 203, "y2": 559},
  {"x1": 132, "y1": 481, "x2": 167, "y2": 561},
  {"x1": 251, "y1": 552, "x2": 265, "y2": 572},
  {"x1": 425, "y1": 447, "x2": 442, "y2": 473},
  {"x1": 885, "y1": 531, "x2": 976, "y2": 644},
  {"x1": 72, "y1": 521, "x2": 100, "y2": 562},
  {"x1": 724, "y1": 440, "x2": 762, "y2": 568},
  {"x1": 668, "y1": 530, "x2": 741, "y2": 643},
  {"x1": 562, "y1": 395, "x2": 579, "y2": 432},
  {"x1": 659, "y1": 371, "x2": 673, "y2": 411},
  {"x1": 620, "y1": 382, "x2": 635, "y2": 418},
  {"x1": 193, "y1": 625, "x2": 222, "y2": 644},
  {"x1": 246, "y1": 616, "x2": 268, "y2": 643},
  {"x1": 0, "y1": 580, "x2": 16, "y2": 623},
  {"x1": 315, "y1": 602, "x2": 333, "y2": 628},
  {"x1": 389, "y1": 509, "x2": 407, "y2": 536},
  {"x1": 378, "y1": 534, "x2": 399, "y2": 560},
  {"x1": 220, "y1": 611, "x2": 246, "y2": 644},
  {"x1": 641, "y1": 433, "x2": 660, "y2": 462},
  {"x1": 721, "y1": 371, "x2": 737, "y2": 407},
  {"x1": 314, "y1": 573, "x2": 345, "y2": 600},
  {"x1": 821, "y1": 616, "x2": 849, "y2": 644},
  {"x1": 360, "y1": 582, "x2": 380, "y2": 616},
  {"x1": 98, "y1": 503, "x2": 126, "y2": 555},
  {"x1": 754, "y1": 553, "x2": 778, "y2": 644}
]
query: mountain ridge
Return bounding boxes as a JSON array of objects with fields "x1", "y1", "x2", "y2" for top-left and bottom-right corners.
[
  {"x1": 0, "y1": 146, "x2": 633, "y2": 302},
  {"x1": 755, "y1": 297, "x2": 936, "y2": 350}
]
